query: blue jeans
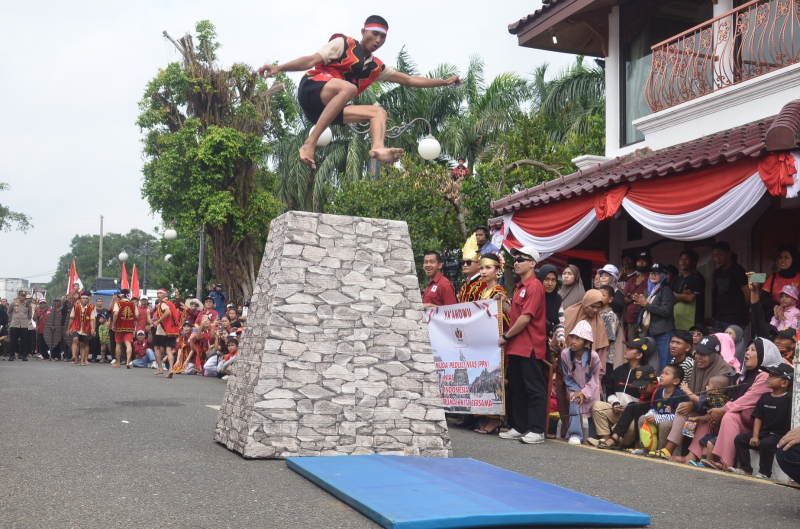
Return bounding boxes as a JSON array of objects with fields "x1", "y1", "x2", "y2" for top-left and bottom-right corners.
[
  {"x1": 131, "y1": 348, "x2": 156, "y2": 368},
  {"x1": 650, "y1": 330, "x2": 674, "y2": 372},
  {"x1": 567, "y1": 402, "x2": 584, "y2": 440}
]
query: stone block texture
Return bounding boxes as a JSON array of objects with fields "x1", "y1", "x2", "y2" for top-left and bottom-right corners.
[{"x1": 214, "y1": 211, "x2": 451, "y2": 458}]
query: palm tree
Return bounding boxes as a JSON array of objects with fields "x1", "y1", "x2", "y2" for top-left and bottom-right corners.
[
  {"x1": 531, "y1": 56, "x2": 605, "y2": 144},
  {"x1": 438, "y1": 55, "x2": 530, "y2": 174}
]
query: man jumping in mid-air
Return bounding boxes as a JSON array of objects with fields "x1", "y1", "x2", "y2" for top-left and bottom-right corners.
[{"x1": 257, "y1": 15, "x2": 461, "y2": 169}]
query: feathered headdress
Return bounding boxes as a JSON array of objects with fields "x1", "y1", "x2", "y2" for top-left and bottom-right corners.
[{"x1": 462, "y1": 234, "x2": 480, "y2": 261}]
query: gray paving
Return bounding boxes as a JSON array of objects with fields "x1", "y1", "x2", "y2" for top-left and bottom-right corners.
[{"x1": 1, "y1": 361, "x2": 798, "y2": 528}]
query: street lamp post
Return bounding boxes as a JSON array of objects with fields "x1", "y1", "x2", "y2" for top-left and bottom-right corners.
[{"x1": 347, "y1": 117, "x2": 442, "y2": 169}]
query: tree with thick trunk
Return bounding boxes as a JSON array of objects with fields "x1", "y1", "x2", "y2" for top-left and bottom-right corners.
[{"x1": 137, "y1": 21, "x2": 285, "y2": 303}]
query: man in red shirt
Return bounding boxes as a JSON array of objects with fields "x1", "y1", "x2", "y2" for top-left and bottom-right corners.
[
  {"x1": 452, "y1": 157, "x2": 469, "y2": 181},
  {"x1": 497, "y1": 246, "x2": 548, "y2": 444},
  {"x1": 422, "y1": 251, "x2": 457, "y2": 308}
]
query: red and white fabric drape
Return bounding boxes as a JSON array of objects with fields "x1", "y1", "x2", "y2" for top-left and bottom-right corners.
[{"x1": 500, "y1": 152, "x2": 799, "y2": 257}]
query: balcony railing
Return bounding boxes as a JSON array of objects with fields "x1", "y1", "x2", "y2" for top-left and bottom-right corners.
[{"x1": 644, "y1": 0, "x2": 800, "y2": 113}]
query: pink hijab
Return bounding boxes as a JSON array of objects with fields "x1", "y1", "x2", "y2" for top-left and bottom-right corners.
[{"x1": 714, "y1": 332, "x2": 740, "y2": 372}]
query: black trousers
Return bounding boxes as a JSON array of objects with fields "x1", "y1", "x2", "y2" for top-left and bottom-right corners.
[
  {"x1": 507, "y1": 355, "x2": 548, "y2": 435},
  {"x1": 734, "y1": 432, "x2": 781, "y2": 476},
  {"x1": 612, "y1": 401, "x2": 649, "y2": 438},
  {"x1": 777, "y1": 444, "x2": 800, "y2": 483},
  {"x1": 8, "y1": 327, "x2": 30, "y2": 358},
  {"x1": 36, "y1": 334, "x2": 50, "y2": 359}
]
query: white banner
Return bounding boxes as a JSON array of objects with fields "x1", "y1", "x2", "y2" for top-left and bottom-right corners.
[{"x1": 426, "y1": 300, "x2": 504, "y2": 415}]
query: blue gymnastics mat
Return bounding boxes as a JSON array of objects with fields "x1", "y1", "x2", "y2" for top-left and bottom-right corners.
[{"x1": 286, "y1": 455, "x2": 650, "y2": 528}]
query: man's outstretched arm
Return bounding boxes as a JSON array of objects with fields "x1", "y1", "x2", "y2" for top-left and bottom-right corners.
[
  {"x1": 257, "y1": 54, "x2": 324, "y2": 78},
  {"x1": 387, "y1": 71, "x2": 461, "y2": 88}
]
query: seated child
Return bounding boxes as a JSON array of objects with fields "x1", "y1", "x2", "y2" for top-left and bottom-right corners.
[
  {"x1": 770, "y1": 286, "x2": 799, "y2": 330},
  {"x1": 594, "y1": 364, "x2": 659, "y2": 449},
  {"x1": 217, "y1": 338, "x2": 239, "y2": 379},
  {"x1": 730, "y1": 364, "x2": 794, "y2": 478},
  {"x1": 638, "y1": 364, "x2": 687, "y2": 452},
  {"x1": 560, "y1": 321, "x2": 601, "y2": 445},
  {"x1": 588, "y1": 337, "x2": 652, "y2": 447},
  {"x1": 680, "y1": 375, "x2": 730, "y2": 467},
  {"x1": 547, "y1": 373, "x2": 560, "y2": 439}
]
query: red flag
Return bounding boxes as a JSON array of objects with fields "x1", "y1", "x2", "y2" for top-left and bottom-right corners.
[
  {"x1": 131, "y1": 265, "x2": 140, "y2": 299},
  {"x1": 66, "y1": 260, "x2": 83, "y2": 296},
  {"x1": 121, "y1": 262, "x2": 129, "y2": 290}
]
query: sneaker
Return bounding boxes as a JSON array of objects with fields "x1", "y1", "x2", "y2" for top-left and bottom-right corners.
[
  {"x1": 568, "y1": 436, "x2": 582, "y2": 445},
  {"x1": 520, "y1": 432, "x2": 546, "y2": 444},
  {"x1": 727, "y1": 467, "x2": 749, "y2": 476},
  {"x1": 754, "y1": 472, "x2": 768, "y2": 479},
  {"x1": 221, "y1": 375, "x2": 229, "y2": 381},
  {"x1": 498, "y1": 428, "x2": 523, "y2": 440},
  {"x1": 111, "y1": 359, "x2": 117, "y2": 366},
  {"x1": 149, "y1": 362, "x2": 157, "y2": 369}
]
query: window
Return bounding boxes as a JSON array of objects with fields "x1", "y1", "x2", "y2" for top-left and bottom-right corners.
[{"x1": 620, "y1": 0, "x2": 713, "y2": 145}]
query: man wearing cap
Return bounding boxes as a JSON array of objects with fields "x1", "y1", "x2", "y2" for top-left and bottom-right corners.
[
  {"x1": 130, "y1": 330, "x2": 157, "y2": 369},
  {"x1": 672, "y1": 249, "x2": 706, "y2": 331},
  {"x1": 7, "y1": 290, "x2": 33, "y2": 361},
  {"x1": 257, "y1": 15, "x2": 461, "y2": 170},
  {"x1": 68, "y1": 292, "x2": 96, "y2": 366},
  {"x1": 623, "y1": 252, "x2": 652, "y2": 341},
  {"x1": 208, "y1": 284, "x2": 227, "y2": 319},
  {"x1": 33, "y1": 299, "x2": 52, "y2": 360},
  {"x1": 497, "y1": 246, "x2": 548, "y2": 445},
  {"x1": 422, "y1": 251, "x2": 457, "y2": 309},
  {"x1": 452, "y1": 157, "x2": 469, "y2": 181}
]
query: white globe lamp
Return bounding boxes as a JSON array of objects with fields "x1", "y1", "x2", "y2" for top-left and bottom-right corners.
[
  {"x1": 418, "y1": 135, "x2": 441, "y2": 161},
  {"x1": 164, "y1": 228, "x2": 178, "y2": 241},
  {"x1": 118, "y1": 251, "x2": 129, "y2": 262},
  {"x1": 164, "y1": 254, "x2": 173, "y2": 262},
  {"x1": 310, "y1": 125, "x2": 332, "y2": 147}
]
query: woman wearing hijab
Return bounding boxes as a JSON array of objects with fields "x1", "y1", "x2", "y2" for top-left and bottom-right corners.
[
  {"x1": 762, "y1": 244, "x2": 800, "y2": 304},
  {"x1": 706, "y1": 338, "x2": 782, "y2": 470},
  {"x1": 725, "y1": 325, "x2": 746, "y2": 367},
  {"x1": 658, "y1": 334, "x2": 735, "y2": 460},
  {"x1": 538, "y1": 265, "x2": 567, "y2": 438},
  {"x1": 559, "y1": 265, "x2": 585, "y2": 308},
  {"x1": 631, "y1": 263, "x2": 675, "y2": 371}
]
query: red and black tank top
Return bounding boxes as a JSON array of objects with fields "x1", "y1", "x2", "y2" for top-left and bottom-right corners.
[{"x1": 306, "y1": 34, "x2": 385, "y2": 95}]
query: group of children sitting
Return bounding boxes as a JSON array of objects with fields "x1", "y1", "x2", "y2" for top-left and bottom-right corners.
[{"x1": 554, "y1": 322, "x2": 795, "y2": 481}]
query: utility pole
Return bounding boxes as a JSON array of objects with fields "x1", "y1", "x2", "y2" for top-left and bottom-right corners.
[
  {"x1": 98, "y1": 215, "x2": 104, "y2": 280},
  {"x1": 143, "y1": 242, "x2": 150, "y2": 296},
  {"x1": 196, "y1": 225, "x2": 205, "y2": 300}
]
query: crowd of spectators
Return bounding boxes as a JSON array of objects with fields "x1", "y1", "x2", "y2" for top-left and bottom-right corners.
[
  {"x1": 421, "y1": 227, "x2": 800, "y2": 483},
  {"x1": 0, "y1": 282, "x2": 247, "y2": 382}
]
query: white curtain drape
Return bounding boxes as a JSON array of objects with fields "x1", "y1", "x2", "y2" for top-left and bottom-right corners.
[
  {"x1": 621, "y1": 173, "x2": 767, "y2": 241},
  {"x1": 503, "y1": 211, "x2": 599, "y2": 259}
]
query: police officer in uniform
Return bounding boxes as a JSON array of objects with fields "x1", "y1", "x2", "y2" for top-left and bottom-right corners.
[{"x1": 8, "y1": 290, "x2": 33, "y2": 361}]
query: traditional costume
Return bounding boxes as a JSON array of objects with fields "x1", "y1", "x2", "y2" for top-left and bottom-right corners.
[{"x1": 457, "y1": 234, "x2": 487, "y2": 303}]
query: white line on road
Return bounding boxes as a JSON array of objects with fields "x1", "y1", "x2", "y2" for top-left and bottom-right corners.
[{"x1": 205, "y1": 405, "x2": 221, "y2": 411}]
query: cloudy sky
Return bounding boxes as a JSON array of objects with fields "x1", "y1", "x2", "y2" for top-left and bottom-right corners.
[{"x1": 1, "y1": 1, "x2": 573, "y2": 284}]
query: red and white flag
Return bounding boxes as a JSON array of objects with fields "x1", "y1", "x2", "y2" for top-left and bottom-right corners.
[
  {"x1": 66, "y1": 260, "x2": 84, "y2": 295},
  {"x1": 121, "y1": 262, "x2": 130, "y2": 290},
  {"x1": 131, "y1": 265, "x2": 140, "y2": 299}
]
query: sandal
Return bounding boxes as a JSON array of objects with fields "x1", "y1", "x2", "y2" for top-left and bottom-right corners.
[
  {"x1": 650, "y1": 449, "x2": 672, "y2": 460},
  {"x1": 688, "y1": 460, "x2": 704, "y2": 467},
  {"x1": 597, "y1": 436, "x2": 620, "y2": 450}
]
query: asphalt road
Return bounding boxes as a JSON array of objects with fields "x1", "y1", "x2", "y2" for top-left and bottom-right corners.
[{"x1": 1, "y1": 361, "x2": 798, "y2": 528}]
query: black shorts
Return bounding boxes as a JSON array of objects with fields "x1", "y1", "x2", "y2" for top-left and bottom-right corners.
[
  {"x1": 298, "y1": 76, "x2": 345, "y2": 126},
  {"x1": 78, "y1": 334, "x2": 92, "y2": 344},
  {"x1": 154, "y1": 335, "x2": 176, "y2": 349}
]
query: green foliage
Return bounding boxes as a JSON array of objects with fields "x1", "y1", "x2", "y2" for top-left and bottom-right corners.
[
  {"x1": 325, "y1": 159, "x2": 463, "y2": 283},
  {"x1": 44, "y1": 230, "x2": 167, "y2": 296},
  {"x1": 137, "y1": 20, "x2": 286, "y2": 301},
  {"x1": 0, "y1": 183, "x2": 32, "y2": 232},
  {"x1": 153, "y1": 231, "x2": 213, "y2": 300}
]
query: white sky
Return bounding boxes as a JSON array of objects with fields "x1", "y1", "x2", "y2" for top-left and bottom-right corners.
[{"x1": 1, "y1": 1, "x2": 573, "y2": 283}]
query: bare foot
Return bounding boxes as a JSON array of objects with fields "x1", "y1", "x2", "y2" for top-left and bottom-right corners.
[
  {"x1": 166, "y1": 371, "x2": 174, "y2": 379},
  {"x1": 112, "y1": 364, "x2": 121, "y2": 368},
  {"x1": 369, "y1": 147, "x2": 405, "y2": 164},
  {"x1": 154, "y1": 370, "x2": 163, "y2": 376},
  {"x1": 299, "y1": 142, "x2": 317, "y2": 170},
  {"x1": 127, "y1": 365, "x2": 131, "y2": 370}
]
